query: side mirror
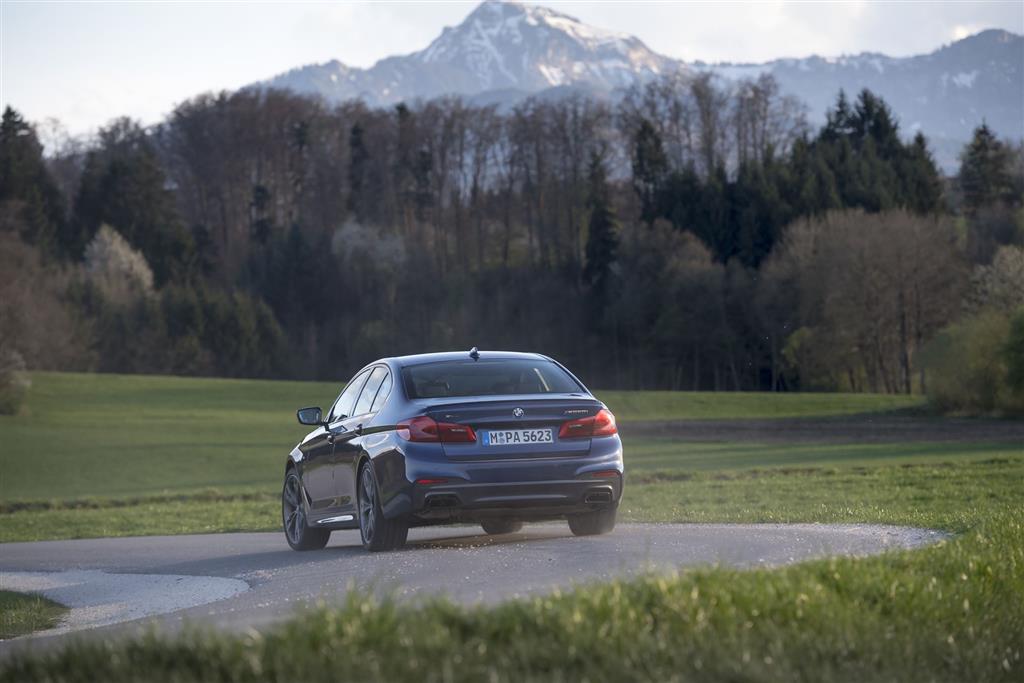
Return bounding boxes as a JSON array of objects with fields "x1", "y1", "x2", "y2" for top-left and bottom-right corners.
[{"x1": 297, "y1": 406, "x2": 324, "y2": 426}]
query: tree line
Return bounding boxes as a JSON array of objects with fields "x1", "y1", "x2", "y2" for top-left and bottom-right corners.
[{"x1": 1, "y1": 71, "x2": 1022, "y2": 405}]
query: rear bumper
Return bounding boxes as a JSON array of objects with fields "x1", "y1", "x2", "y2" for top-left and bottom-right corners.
[
  {"x1": 380, "y1": 435, "x2": 624, "y2": 522},
  {"x1": 414, "y1": 476, "x2": 622, "y2": 521}
]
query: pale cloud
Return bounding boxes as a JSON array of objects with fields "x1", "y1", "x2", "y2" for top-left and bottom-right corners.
[{"x1": 952, "y1": 23, "x2": 986, "y2": 40}]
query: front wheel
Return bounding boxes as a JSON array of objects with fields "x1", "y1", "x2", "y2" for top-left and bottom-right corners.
[
  {"x1": 568, "y1": 503, "x2": 618, "y2": 536},
  {"x1": 480, "y1": 519, "x2": 523, "y2": 535},
  {"x1": 358, "y1": 464, "x2": 408, "y2": 551},
  {"x1": 282, "y1": 470, "x2": 330, "y2": 551}
]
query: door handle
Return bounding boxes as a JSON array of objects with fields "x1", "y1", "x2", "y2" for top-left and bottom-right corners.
[{"x1": 326, "y1": 424, "x2": 351, "y2": 445}]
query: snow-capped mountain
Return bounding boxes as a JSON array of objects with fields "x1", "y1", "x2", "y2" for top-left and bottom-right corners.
[
  {"x1": 258, "y1": 1, "x2": 1023, "y2": 170},
  {"x1": 263, "y1": 1, "x2": 674, "y2": 106},
  {"x1": 702, "y1": 28, "x2": 1022, "y2": 166}
]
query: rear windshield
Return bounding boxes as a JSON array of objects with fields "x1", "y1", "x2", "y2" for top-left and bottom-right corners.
[{"x1": 402, "y1": 359, "x2": 583, "y2": 399}]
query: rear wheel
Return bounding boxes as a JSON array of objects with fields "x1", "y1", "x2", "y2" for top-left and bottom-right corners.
[
  {"x1": 568, "y1": 503, "x2": 618, "y2": 536},
  {"x1": 480, "y1": 520, "x2": 523, "y2": 535},
  {"x1": 358, "y1": 464, "x2": 408, "y2": 551},
  {"x1": 282, "y1": 470, "x2": 330, "y2": 551}
]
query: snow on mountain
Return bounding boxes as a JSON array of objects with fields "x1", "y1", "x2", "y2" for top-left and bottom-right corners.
[
  {"x1": 262, "y1": 1, "x2": 674, "y2": 106},
  {"x1": 257, "y1": 2, "x2": 1023, "y2": 171}
]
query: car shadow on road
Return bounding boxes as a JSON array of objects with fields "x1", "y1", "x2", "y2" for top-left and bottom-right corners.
[
  {"x1": 149, "y1": 526, "x2": 579, "y2": 578},
  {"x1": 402, "y1": 525, "x2": 573, "y2": 550}
]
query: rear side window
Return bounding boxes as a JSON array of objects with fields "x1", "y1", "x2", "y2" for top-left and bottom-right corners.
[
  {"x1": 370, "y1": 372, "x2": 392, "y2": 413},
  {"x1": 353, "y1": 366, "x2": 388, "y2": 416},
  {"x1": 330, "y1": 370, "x2": 369, "y2": 421},
  {"x1": 402, "y1": 359, "x2": 582, "y2": 399}
]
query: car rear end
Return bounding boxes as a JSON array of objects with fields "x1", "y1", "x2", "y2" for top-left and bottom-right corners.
[{"x1": 392, "y1": 355, "x2": 624, "y2": 525}]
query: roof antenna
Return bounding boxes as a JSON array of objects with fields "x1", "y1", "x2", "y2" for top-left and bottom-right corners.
[{"x1": 469, "y1": 347, "x2": 480, "y2": 360}]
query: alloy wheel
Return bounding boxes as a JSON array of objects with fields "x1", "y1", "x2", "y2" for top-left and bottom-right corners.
[
  {"x1": 359, "y1": 467, "x2": 377, "y2": 543},
  {"x1": 283, "y1": 474, "x2": 305, "y2": 544}
]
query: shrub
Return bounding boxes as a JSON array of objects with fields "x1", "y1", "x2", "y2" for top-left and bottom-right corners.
[
  {"x1": 923, "y1": 309, "x2": 1023, "y2": 415},
  {"x1": 0, "y1": 347, "x2": 30, "y2": 415},
  {"x1": 966, "y1": 244, "x2": 1024, "y2": 313},
  {"x1": 1005, "y1": 307, "x2": 1024, "y2": 398}
]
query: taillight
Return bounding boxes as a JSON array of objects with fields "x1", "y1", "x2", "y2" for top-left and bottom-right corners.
[
  {"x1": 558, "y1": 408, "x2": 617, "y2": 439},
  {"x1": 397, "y1": 416, "x2": 476, "y2": 443},
  {"x1": 438, "y1": 422, "x2": 476, "y2": 442}
]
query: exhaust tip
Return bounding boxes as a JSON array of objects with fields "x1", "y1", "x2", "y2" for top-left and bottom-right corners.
[
  {"x1": 426, "y1": 494, "x2": 459, "y2": 509},
  {"x1": 584, "y1": 490, "x2": 613, "y2": 504}
]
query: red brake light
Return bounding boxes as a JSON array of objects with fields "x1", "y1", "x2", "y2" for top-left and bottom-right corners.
[
  {"x1": 397, "y1": 416, "x2": 476, "y2": 443},
  {"x1": 558, "y1": 408, "x2": 617, "y2": 439},
  {"x1": 397, "y1": 416, "x2": 439, "y2": 442}
]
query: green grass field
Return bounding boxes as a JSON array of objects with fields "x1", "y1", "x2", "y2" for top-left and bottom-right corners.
[
  {"x1": 597, "y1": 388, "x2": 924, "y2": 421},
  {"x1": 0, "y1": 591, "x2": 67, "y2": 640},
  {"x1": 0, "y1": 372, "x2": 337, "y2": 502},
  {"x1": 1, "y1": 371, "x2": 927, "y2": 503},
  {"x1": 1, "y1": 372, "x2": 1022, "y2": 681},
  {"x1": 0, "y1": 371, "x2": 1001, "y2": 543}
]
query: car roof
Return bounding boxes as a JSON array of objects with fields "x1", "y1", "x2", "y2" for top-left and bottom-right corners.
[{"x1": 383, "y1": 350, "x2": 550, "y2": 368}]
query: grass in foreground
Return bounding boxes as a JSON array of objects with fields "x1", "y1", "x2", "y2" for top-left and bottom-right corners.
[
  {"x1": 0, "y1": 591, "x2": 67, "y2": 640},
  {"x1": 3, "y1": 462, "x2": 1022, "y2": 682}
]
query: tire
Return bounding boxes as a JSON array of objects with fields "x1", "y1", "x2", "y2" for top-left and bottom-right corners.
[
  {"x1": 568, "y1": 503, "x2": 618, "y2": 536},
  {"x1": 282, "y1": 470, "x2": 330, "y2": 551},
  {"x1": 358, "y1": 463, "x2": 408, "y2": 552},
  {"x1": 480, "y1": 519, "x2": 523, "y2": 535}
]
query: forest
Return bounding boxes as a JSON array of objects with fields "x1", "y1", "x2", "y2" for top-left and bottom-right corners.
[{"x1": 1, "y1": 72, "x2": 1022, "y2": 407}]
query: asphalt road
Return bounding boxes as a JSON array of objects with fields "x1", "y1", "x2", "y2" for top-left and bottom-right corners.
[{"x1": 0, "y1": 522, "x2": 945, "y2": 657}]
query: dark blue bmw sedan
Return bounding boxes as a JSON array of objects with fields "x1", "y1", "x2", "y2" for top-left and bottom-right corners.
[{"x1": 283, "y1": 349, "x2": 624, "y2": 551}]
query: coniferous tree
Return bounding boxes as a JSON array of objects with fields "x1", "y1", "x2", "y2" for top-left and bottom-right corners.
[
  {"x1": 902, "y1": 133, "x2": 943, "y2": 213},
  {"x1": 583, "y1": 152, "x2": 618, "y2": 313},
  {"x1": 348, "y1": 122, "x2": 370, "y2": 221},
  {"x1": 0, "y1": 107, "x2": 66, "y2": 254},
  {"x1": 851, "y1": 90, "x2": 901, "y2": 159},
  {"x1": 73, "y1": 119, "x2": 195, "y2": 284},
  {"x1": 630, "y1": 119, "x2": 668, "y2": 226},
  {"x1": 959, "y1": 123, "x2": 1014, "y2": 214},
  {"x1": 812, "y1": 89, "x2": 940, "y2": 215},
  {"x1": 822, "y1": 90, "x2": 854, "y2": 141}
]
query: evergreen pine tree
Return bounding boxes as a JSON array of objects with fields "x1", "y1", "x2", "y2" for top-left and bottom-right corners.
[
  {"x1": 630, "y1": 119, "x2": 668, "y2": 226},
  {"x1": 0, "y1": 106, "x2": 67, "y2": 254},
  {"x1": 959, "y1": 123, "x2": 1014, "y2": 213},
  {"x1": 348, "y1": 122, "x2": 370, "y2": 221},
  {"x1": 73, "y1": 119, "x2": 195, "y2": 284},
  {"x1": 583, "y1": 152, "x2": 619, "y2": 311},
  {"x1": 902, "y1": 133, "x2": 943, "y2": 213}
]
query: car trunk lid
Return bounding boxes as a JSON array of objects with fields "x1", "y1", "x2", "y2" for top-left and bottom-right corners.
[{"x1": 421, "y1": 394, "x2": 602, "y2": 460}]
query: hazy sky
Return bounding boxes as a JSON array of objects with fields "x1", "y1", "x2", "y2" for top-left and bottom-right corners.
[{"x1": 2, "y1": 1, "x2": 1022, "y2": 141}]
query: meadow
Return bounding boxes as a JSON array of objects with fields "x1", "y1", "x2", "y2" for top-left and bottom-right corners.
[
  {"x1": 2, "y1": 372, "x2": 924, "y2": 501},
  {"x1": 0, "y1": 371, "x2": 983, "y2": 543}
]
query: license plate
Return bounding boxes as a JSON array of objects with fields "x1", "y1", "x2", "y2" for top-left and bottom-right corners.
[{"x1": 482, "y1": 428, "x2": 553, "y2": 446}]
